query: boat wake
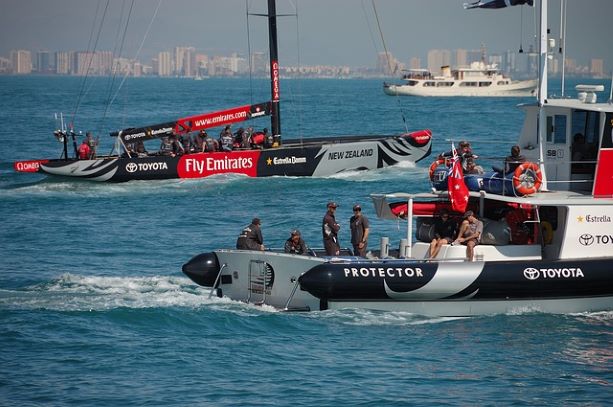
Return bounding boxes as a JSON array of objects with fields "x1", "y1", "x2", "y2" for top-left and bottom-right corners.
[{"x1": 0, "y1": 274, "x2": 225, "y2": 312}]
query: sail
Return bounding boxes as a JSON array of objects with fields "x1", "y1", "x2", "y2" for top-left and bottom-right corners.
[{"x1": 464, "y1": 0, "x2": 533, "y2": 9}]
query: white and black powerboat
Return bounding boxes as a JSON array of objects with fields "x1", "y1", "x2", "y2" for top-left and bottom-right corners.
[
  {"x1": 13, "y1": 0, "x2": 432, "y2": 182},
  {"x1": 182, "y1": 0, "x2": 613, "y2": 316}
]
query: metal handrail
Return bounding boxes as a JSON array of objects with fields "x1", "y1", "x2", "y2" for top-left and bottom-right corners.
[{"x1": 208, "y1": 263, "x2": 227, "y2": 299}]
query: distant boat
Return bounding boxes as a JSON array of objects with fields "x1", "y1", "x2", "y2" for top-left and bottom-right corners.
[{"x1": 383, "y1": 62, "x2": 537, "y2": 97}]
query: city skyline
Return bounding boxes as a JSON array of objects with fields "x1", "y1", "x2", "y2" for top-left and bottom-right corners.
[{"x1": 1, "y1": 0, "x2": 612, "y2": 73}]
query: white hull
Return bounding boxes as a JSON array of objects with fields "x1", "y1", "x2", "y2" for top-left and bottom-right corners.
[
  {"x1": 326, "y1": 297, "x2": 613, "y2": 317},
  {"x1": 384, "y1": 79, "x2": 537, "y2": 97}
]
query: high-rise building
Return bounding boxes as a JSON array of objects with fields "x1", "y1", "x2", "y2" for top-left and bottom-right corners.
[
  {"x1": 377, "y1": 52, "x2": 399, "y2": 76},
  {"x1": 174, "y1": 46, "x2": 196, "y2": 77},
  {"x1": 456, "y1": 49, "x2": 468, "y2": 67},
  {"x1": 10, "y1": 50, "x2": 32, "y2": 74},
  {"x1": 427, "y1": 49, "x2": 451, "y2": 74},
  {"x1": 591, "y1": 58, "x2": 604, "y2": 77},
  {"x1": 56, "y1": 51, "x2": 71, "y2": 74},
  {"x1": 409, "y1": 57, "x2": 421, "y2": 70},
  {"x1": 36, "y1": 50, "x2": 54, "y2": 74},
  {"x1": 157, "y1": 51, "x2": 172, "y2": 76},
  {"x1": 251, "y1": 52, "x2": 266, "y2": 75}
]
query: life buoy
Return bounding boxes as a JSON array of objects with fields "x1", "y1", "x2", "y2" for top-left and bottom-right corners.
[
  {"x1": 428, "y1": 158, "x2": 446, "y2": 181},
  {"x1": 505, "y1": 208, "x2": 531, "y2": 244},
  {"x1": 541, "y1": 221, "x2": 553, "y2": 245},
  {"x1": 512, "y1": 162, "x2": 542, "y2": 195}
]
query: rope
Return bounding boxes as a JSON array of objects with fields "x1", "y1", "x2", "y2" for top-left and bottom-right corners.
[
  {"x1": 246, "y1": 0, "x2": 254, "y2": 105},
  {"x1": 371, "y1": 0, "x2": 409, "y2": 133},
  {"x1": 70, "y1": 0, "x2": 110, "y2": 129},
  {"x1": 108, "y1": 0, "x2": 161, "y2": 111}
]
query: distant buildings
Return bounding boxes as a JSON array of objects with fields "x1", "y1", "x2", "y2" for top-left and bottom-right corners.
[{"x1": 0, "y1": 45, "x2": 607, "y2": 78}]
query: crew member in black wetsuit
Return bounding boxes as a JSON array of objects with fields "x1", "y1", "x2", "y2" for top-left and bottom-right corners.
[
  {"x1": 236, "y1": 218, "x2": 265, "y2": 251},
  {"x1": 322, "y1": 202, "x2": 340, "y2": 256},
  {"x1": 284, "y1": 229, "x2": 308, "y2": 255}
]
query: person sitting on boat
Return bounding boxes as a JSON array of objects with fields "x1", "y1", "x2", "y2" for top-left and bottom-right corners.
[
  {"x1": 428, "y1": 209, "x2": 456, "y2": 260},
  {"x1": 284, "y1": 229, "x2": 308, "y2": 255},
  {"x1": 159, "y1": 136, "x2": 175, "y2": 156},
  {"x1": 233, "y1": 127, "x2": 246, "y2": 149},
  {"x1": 439, "y1": 140, "x2": 478, "y2": 170},
  {"x1": 236, "y1": 218, "x2": 265, "y2": 251},
  {"x1": 170, "y1": 134, "x2": 184, "y2": 156},
  {"x1": 453, "y1": 210, "x2": 483, "y2": 262},
  {"x1": 134, "y1": 140, "x2": 147, "y2": 157},
  {"x1": 85, "y1": 132, "x2": 98, "y2": 159},
  {"x1": 464, "y1": 157, "x2": 484, "y2": 175},
  {"x1": 504, "y1": 145, "x2": 526, "y2": 173},
  {"x1": 78, "y1": 139, "x2": 91, "y2": 160},
  {"x1": 251, "y1": 128, "x2": 268, "y2": 149},
  {"x1": 192, "y1": 130, "x2": 206, "y2": 152},
  {"x1": 219, "y1": 125, "x2": 234, "y2": 152},
  {"x1": 179, "y1": 133, "x2": 193, "y2": 153},
  {"x1": 322, "y1": 201, "x2": 341, "y2": 256}
]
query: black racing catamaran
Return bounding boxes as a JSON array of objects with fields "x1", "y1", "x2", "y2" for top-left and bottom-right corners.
[{"x1": 14, "y1": 0, "x2": 432, "y2": 182}]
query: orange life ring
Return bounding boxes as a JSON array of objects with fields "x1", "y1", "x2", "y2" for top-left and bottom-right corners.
[
  {"x1": 512, "y1": 162, "x2": 542, "y2": 195},
  {"x1": 428, "y1": 158, "x2": 446, "y2": 181}
]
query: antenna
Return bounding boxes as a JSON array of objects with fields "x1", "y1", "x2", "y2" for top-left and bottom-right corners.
[
  {"x1": 608, "y1": 71, "x2": 613, "y2": 105},
  {"x1": 519, "y1": 5, "x2": 524, "y2": 53}
]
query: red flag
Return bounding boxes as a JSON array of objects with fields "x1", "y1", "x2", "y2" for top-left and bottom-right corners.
[{"x1": 448, "y1": 143, "x2": 469, "y2": 213}]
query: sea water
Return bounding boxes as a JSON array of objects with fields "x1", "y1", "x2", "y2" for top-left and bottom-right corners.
[{"x1": 0, "y1": 76, "x2": 611, "y2": 406}]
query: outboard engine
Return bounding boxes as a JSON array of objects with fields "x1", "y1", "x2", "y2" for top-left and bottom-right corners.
[{"x1": 182, "y1": 252, "x2": 220, "y2": 287}]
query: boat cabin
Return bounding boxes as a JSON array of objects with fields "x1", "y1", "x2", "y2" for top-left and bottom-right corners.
[{"x1": 516, "y1": 85, "x2": 613, "y2": 196}]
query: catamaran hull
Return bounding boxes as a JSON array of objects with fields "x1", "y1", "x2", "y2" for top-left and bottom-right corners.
[
  {"x1": 16, "y1": 132, "x2": 432, "y2": 182},
  {"x1": 182, "y1": 250, "x2": 613, "y2": 316}
]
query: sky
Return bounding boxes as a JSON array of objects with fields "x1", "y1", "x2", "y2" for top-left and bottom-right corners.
[{"x1": 1, "y1": 0, "x2": 611, "y2": 70}]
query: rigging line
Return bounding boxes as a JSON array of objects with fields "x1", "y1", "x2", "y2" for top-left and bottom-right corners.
[
  {"x1": 361, "y1": 0, "x2": 379, "y2": 55},
  {"x1": 246, "y1": 0, "x2": 253, "y2": 105},
  {"x1": 371, "y1": 0, "x2": 409, "y2": 133},
  {"x1": 104, "y1": 0, "x2": 135, "y2": 121},
  {"x1": 108, "y1": 0, "x2": 161, "y2": 114},
  {"x1": 70, "y1": 0, "x2": 110, "y2": 128},
  {"x1": 99, "y1": 0, "x2": 128, "y2": 132},
  {"x1": 294, "y1": 0, "x2": 303, "y2": 143}
]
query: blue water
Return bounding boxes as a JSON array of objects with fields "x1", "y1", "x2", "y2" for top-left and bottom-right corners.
[{"x1": 1, "y1": 76, "x2": 611, "y2": 406}]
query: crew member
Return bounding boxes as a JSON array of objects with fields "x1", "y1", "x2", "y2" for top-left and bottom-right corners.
[
  {"x1": 428, "y1": 209, "x2": 456, "y2": 260},
  {"x1": 349, "y1": 204, "x2": 370, "y2": 257},
  {"x1": 284, "y1": 229, "x2": 308, "y2": 255},
  {"x1": 453, "y1": 210, "x2": 483, "y2": 262},
  {"x1": 322, "y1": 202, "x2": 340, "y2": 256},
  {"x1": 236, "y1": 218, "x2": 265, "y2": 251},
  {"x1": 504, "y1": 145, "x2": 526, "y2": 173},
  {"x1": 78, "y1": 139, "x2": 91, "y2": 160}
]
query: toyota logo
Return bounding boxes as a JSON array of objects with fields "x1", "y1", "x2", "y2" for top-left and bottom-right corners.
[
  {"x1": 126, "y1": 162, "x2": 138, "y2": 173},
  {"x1": 523, "y1": 267, "x2": 539, "y2": 280},
  {"x1": 579, "y1": 234, "x2": 594, "y2": 246}
]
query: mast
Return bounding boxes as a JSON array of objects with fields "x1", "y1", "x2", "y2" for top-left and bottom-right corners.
[
  {"x1": 267, "y1": 0, "x2": 281, "y2": 139},
  {"x1": 537, "y1": 0, "x2": 549, "y2": 190}
]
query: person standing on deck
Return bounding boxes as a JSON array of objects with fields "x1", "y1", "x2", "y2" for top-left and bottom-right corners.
[
  {"x1": 349, "y1": 204, "x2": 370, "y2": 257},
  {"x1": 322, "y1": 202, "x2": 340, "y2": 256}
]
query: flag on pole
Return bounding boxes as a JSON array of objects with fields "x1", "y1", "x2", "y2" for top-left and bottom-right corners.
[
  {"x1": 464, "y1": 0, "x2": 533, "y2": 10},
  {"x1": 448, "y1": 142, "x2": 469, "y2": 213}
]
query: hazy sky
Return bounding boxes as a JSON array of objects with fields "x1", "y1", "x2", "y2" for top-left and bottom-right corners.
[{"x1": 1, "y1": 0, "x2": 611, "y2": 69}]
